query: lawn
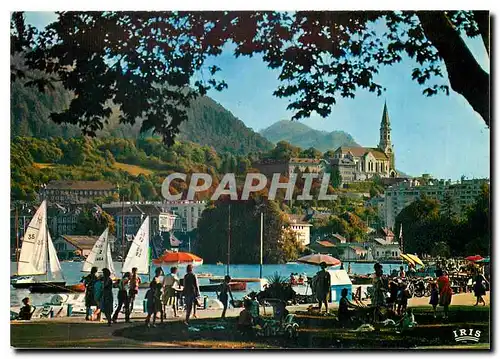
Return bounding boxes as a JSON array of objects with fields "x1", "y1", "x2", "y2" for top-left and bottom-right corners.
[
  {"x1": 33, "y1": 162, "x2": 55, "y2": 169},
  {"x1": 11, "y1": 306, "x2": 490, "y2": 349},
  {"x1": 113, "y1": 162, "x2": 154, "y2": 176}
]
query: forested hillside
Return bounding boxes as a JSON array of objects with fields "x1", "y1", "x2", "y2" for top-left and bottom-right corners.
[{"x1": 11, "y1": 77, "x2": 273, "y2": 155}]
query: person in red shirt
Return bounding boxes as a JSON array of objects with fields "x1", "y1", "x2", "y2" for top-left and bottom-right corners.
[{"x1": 436, "y1": 269, "x2": 453, "y2": 319}]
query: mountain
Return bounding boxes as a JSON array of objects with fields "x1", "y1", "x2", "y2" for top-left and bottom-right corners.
[
  {"x1": 10, "y1": 79, "x2": 273, "y2": 155},
  {"x1": 260, "y1": 120, "x2": 360, "y2": 152}
]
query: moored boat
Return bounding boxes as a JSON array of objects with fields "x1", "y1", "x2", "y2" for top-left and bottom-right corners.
[
  {"x1": 199, "y1": 281, "x2": 247, "y2": 292},
  {"x1": 209, "y1": 277, "x2": 261, "y2": 283},
  {"x1": 13, "y1": 201, "x2": 66, "y2": 290}
]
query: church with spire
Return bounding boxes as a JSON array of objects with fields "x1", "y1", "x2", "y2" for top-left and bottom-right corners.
[{"x1": 331, "y1": 102, "x2": 397, "y2": 185}]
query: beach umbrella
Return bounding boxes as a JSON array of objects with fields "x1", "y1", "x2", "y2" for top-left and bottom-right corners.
[
  {"x1": 465, "y1": 255, "x2": 483, "y2": 262},
  {"x1": 296, "y1": 254, "x2": 341, "y2": 267},
  {"x1": 400, "y1": 254, "x2": 415, "y2": 266},
  {"x1": 152, "y1": 251, "x2": 203, "y2": 266},
  {"x1": 476, "y1": 257, "x2": 490, "y2": 264},
  {"x1": 406, "y1": 254, "x2": 425, "y2": 267}
]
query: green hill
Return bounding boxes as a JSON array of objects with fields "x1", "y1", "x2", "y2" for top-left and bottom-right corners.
[
  {"x1": 260, "y1": 120, "x2": 359, "y2": 152},
  {"x1": 10, "y1": 78, "x2": 273, "y2": 155}
]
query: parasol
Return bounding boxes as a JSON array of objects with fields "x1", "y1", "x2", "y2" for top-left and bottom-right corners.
[
  {"x1": 400, "y1": 253, "x2": 415, "y2": 266},
  {"x1": 476, "y1": 257, "x2": 490, "y2": 264},
  {"x1": 296, "y1": 253, "x2": 341, "y2": 267},
  {"x1": 465, "y1": 255, "x2": 484, "y2": 262},
  {"x1": 152, "y1": 251, "x2": 203, "y2": 266},
  {"x1": 406, "y1": 254, "x2": 425, "y2": 267}
]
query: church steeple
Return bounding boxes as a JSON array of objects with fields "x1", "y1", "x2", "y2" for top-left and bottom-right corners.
[
  {"x1": 381, "y1": 101, "x2": 390, "y2": 127},
  {"x1": 378, "y1": 101, "x2": 391, "y2": 151},
  {"x1": 378, "y1": 101, "x2": 395, "y2": 172}
]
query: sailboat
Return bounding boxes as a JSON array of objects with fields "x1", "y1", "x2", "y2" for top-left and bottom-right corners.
[
  {"x1": 11, "y1": 200, "x2": 66, "y2": 290},
  {"x1": 122, "y1": 216, "x2": 150, "y2": 276},
  {"x1": 82, "y1": 227, "x2": 117, "y2": 278}
]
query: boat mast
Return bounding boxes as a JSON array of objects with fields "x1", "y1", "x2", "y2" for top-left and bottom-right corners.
[
  {"x1": 227, "y1": 204, "x2": 231, "y2": 276},
  {"x1": 122, "y1": 197, "x2": 125, "y2": 264},
  {"x1": 260, "y1": 211, "x2": 263, "y2": 279},
  {"x1": 15, "y1": 203, "x2": 19, "y2": 263}
]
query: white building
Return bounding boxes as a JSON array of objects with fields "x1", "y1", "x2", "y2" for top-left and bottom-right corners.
[
  {"x1": 383, "y1": 177, "x2": 489, "y2": 228},
  {"x1": 163, "y1": 201, "x2": 207, "y2": 232},
  {"x1": 286, "y1": 214, "x2": 312, "y2": 246}
]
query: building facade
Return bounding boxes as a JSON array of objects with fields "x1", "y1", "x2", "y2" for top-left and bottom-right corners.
[
  {"x1": 383, "y1": 177, "x2": 489, "y2": 228},
  {"x1": 102, "y1": 202, "x2": 176, "y2": 258},
  {"x1": 40, "y1": 180, "x2": 117, "y2": 204},
  {"x1": 163, "y1": 201, "x2": 207, "y2": 232},
  {"x1": 331, "y1": 103, "x2": 397, "y2": 185}
]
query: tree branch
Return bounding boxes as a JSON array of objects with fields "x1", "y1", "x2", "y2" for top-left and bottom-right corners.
[
  {"x1": 473, "y1": 11, "x2": 490, "y2": 56},
  {"x1": 417, "y1": 11, "x2": 490, "y2": 127}
]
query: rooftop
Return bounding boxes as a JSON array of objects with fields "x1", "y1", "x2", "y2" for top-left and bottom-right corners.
[{"x1": 46, "y1": 180, "x2": 116, "y2": 191}]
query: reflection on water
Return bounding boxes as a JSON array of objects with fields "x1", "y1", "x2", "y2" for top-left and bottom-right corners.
[{"x1": 10, "y1": 261, "x2": 402, "y2": 308}]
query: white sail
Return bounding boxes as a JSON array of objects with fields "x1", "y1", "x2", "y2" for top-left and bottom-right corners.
[
  {"x1": 82, "y1": 228, "x2": 111, "y2": 273},
  {"x1": 122, "y1": 216, "x2": 150, "y2": 274},
  {"x1": 106, "y1": 241, "x2": 116, "y2": 277},
  {"x1": 18, "y1": 201, "x2": 48, "y2": 276},
  {"x1": 47, "y1": 232, "x2": 64, "y2": 281}
]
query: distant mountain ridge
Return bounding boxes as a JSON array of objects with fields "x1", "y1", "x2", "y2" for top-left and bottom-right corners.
[
  {"x1": 260, "y1": 120, "x2": 360, "y2": 152},
  {"x1": 11, "y1": 77, "x2": 273, "y2": 155}
]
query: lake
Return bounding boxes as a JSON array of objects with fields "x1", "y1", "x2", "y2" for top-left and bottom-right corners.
[{"x1": 10, "y1": 261, "x2": 403, "y2": 308}]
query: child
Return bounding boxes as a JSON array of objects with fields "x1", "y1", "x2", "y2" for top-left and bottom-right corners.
[
  {"x1": 338, "y1": 288, "x2": 357, "y2": 327},
  {"x1": 18, "y1": 297, "x2": 33, "y2": 320},
  {"x1": 398, "y1": 308, "x2": 417, "y2": 333},
  {"x1": 397, "y1": 283, "x2": 410, "y2": 316},
  {"x1": 237, "y1": 299, "x2": 254, "y2": 335},
  {"x1": 145, "y1": 281, "x2": 157, "y2": 327},
  {"x1": 217, "y1": 275, "x2": 234, "y2": 318},
  {"x1": 429, "y1": 282, "x2": 439, "y2": 318}
]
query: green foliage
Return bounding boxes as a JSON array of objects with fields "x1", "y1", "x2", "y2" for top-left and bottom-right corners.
[
  {"x1": 331, "y1": 167, "x2": 342, "y2": 188},
  {"x1": 395, "y1": 185, "x2": 490, "y2": 257},
  {"x1": 74, "y1": 209, "x2": 116, "y2": 236},
  {"x1": 197, "y1": 199, "x2": 292, "y2": 264},
  {"x1": 265, "y1": 140, "x2": 302, "y2": 160},
  {"x1": 12, "y1": 10, "x2": 489, "y2": 145}
]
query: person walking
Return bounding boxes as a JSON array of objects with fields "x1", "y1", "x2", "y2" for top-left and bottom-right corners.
[
  {"x1": 128, "y1": 267, "x2": 141, "y2": 314},
  {"x1": 436, "y1": 269, "x2": 453, "y2": 319},
  {"x1": 153, "y1": 267, "x2": 165, "y2": 323},
  {"x1": 112, "y1": 272, "x2": 131, "y2": 323},
  {"x1": 100, "y1": 268, "x2": 114, "y2": 326},
  {"x1": 145, "y1": 281, "x2": 158, "y2": 327},
  {"x1": 217, "y1": 275, "x2": 234, "y2": 318},
  {"x1": 82, "y1": 266, "x2": 98, "y2": 320},
  {"x1": 163, "y1": 266, "x2": 180, "y2": 318},
  {"x1": 429, "y1": 282, "x2": 439, "y2": 318},
  {"x1": 473, "y1": 269, "x2": 489, "y2": 306},
  {"x1": 371, "y1": 263, "x2": 386, "y2": 321},
  {"x1": 183, "y1": 264, "x2": 200, "y2": 325},
  {"x1": 314, "y1": 262, "x2": 331, "y2": 314}
]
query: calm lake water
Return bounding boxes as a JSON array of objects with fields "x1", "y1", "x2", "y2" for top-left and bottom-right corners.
[{"x1": 10, "y1": 261, "x2": 403, "y2": 308}]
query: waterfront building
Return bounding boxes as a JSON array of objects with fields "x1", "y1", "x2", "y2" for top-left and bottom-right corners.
[
  {"x1": 40, "y1": 180, "x2": 117, "y2": 204},
  {"x1": 383, "y1": 177, "x2": 489, "y2": 228}
]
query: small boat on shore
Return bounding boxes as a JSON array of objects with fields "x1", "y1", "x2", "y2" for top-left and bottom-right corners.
[
  {"x1": 199, "y1": 282, "x2": 247, "y2": 292},
  {"x1": 209, "y1": 277, "x2": 261, "y2": 283},
  {"x1": 197, "y1": 272, "x2": 213, "y2": 279},
  {"x1": 29, "y1": 282, "x2": 86, "y2": 294}
]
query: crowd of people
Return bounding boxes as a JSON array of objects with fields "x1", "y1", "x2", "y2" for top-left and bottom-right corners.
[{"x1": 78, "y1": 264, "x2": 204, "y2": 327}]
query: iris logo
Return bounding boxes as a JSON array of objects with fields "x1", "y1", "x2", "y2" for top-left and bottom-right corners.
[{"x1": 453, "y1": 329, "x2": 481, "y2": 343}]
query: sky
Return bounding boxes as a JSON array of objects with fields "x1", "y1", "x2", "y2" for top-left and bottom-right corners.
[{"x1": 23, "y1": 12, "x2": 490, "y2": 181}]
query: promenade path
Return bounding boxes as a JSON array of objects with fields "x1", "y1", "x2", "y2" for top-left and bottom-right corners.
[{"x1": 11, "y1": 292, "x2": 490, "y2": 349}]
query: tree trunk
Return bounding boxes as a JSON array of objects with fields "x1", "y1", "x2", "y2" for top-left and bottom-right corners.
[{"x1": 417, "y1": 11, "x2": 490, "y2": 127}]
